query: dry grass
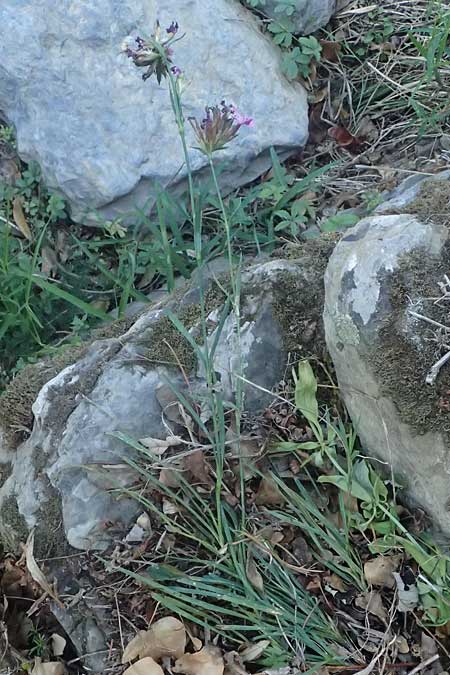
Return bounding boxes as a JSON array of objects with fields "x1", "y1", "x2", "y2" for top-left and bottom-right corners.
[{"x1": 294, "y1": 0, "x2": 450, "y2": 214}]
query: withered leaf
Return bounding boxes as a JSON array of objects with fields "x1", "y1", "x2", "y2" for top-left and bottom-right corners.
[
  {"x1": 174, "y1": 646, "x2": 224, "y2": 675},
  {"x1": 13, "y1": 196, "x2": 32, "y2": 240},
  {"x1": 255, "y1": 477, "x2": 286, "y2": 506},
  {"x1": 122, "y1": 616, "x2": 186, "y2": 663},
  {"x1": 364, "y1": 555, "x2": 400, "y2": 588},
  {"x1": 123, "y1": 657, "x2": 164, "y2": 675}
]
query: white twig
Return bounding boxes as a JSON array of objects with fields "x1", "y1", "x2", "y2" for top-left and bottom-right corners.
[
  {"x1": 426, "y1": 350, "x2": 450, "y2": 385},
  {"x1": 406, "y1": 654, "x2": 440, "y2": 675},
  {"x1": 408, "y1": 310, "x2": 450, "y2": 332}
]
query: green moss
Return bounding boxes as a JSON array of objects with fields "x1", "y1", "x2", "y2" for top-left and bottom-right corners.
[
  {"x1": 271, "y1": 236, "x2": 336, "y2": 359},
  {"x1": 135, "y1": 283, "x2": 228, "y2": 372},
  {"x1": 372, "y1": 241, "x2": 450, "y2": 439},
  {"x1": 35, "y1": 480, "x2": 69, "y2": 558},
  {"x1": 0, "y1": 347, "x2": 86, "y2": 448},
  {"x1": 400, "y1": 179, "x2": 450, "y2": 227},
  {"x1": 0, "y1": 495, "x2": 28, "y2": 553},
  {"x1": 0, "y1": 313, "x2": 137, "y2": 449}
]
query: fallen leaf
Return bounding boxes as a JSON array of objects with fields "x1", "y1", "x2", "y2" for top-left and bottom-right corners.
[
  {"x1": 184, "y1": 449, "x2": 212, "y2": 486},
  {"x1": 355, "y1": 591, "x2": 388, "y2": 622},
  {"x1": 174, "y1": 646, "x2": 224, "y2": 675},
  {"x1": 239, "y1": 640, "x2": 270, "y2": 662},
  {"x1": 159, "y1": 467, "x2": 182, "y2": 488},
  {"x1": 324, "y1": 573, "x2": 347, "y2": 593},
  {"x1": 140, "y1": 435, "x2": 183, "y2": 456},
  {"x1": 224, "y1": 652, "x2": 249, "y2": 675},
  {"x1": 40, "y1": 246, "x2": 58, "y2": 277},
  {"x1": 25, "y1": 531, "x2": 63, "y2": 606},
  {"x1": 255, "y1": 477, "x2": 285, "y2": 506},
  {"x1": 0, "y1": 156, "x2": 20, "y2": 185},
  {"x1": 162, "y1": 498, "x2": 179, "y2": 515},
  {"x1": 328, "y1": 126, "x2": 363, "y2": 152},
  {"x1": 191, "y1": 637, "x2": 203, "y2": 651},
  {"x1": 31, "y1": 659, "x2": 65, "y2": 675},
  {"x1": 246, "y1": 550, "x2": 264, "y2": 592},
  {"x1": 123, "y1": 657, "x2": 164, "y2": 675},
  {"x1": 122, "y1": 617, "x2": 186, "y2": 663},
  {"x1": 308, "y1": 103, "x2": 329, "y2": 145},
  {"x1": 320, "y1": 40, "x2": 341, "y2": 62},
  {"x1": 364, "y1": 556, "x2": 399, "y2": 588},
  {"x1": 13, "y1": 196, "x2": 32, "y2": 240},
  {"x1": 395, "y1": 635, "x2": 410, "y2": 654},
  {"x1": 51, "y1": 634, "x2": 66, "y2": 657}
]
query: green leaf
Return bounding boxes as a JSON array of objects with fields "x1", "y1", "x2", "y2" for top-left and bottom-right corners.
[
  {"x1": 321, "y1": 212, "x2": 360, "y2": 233},
  {"x1": 12, "y1": 269, "x2": 111, "y2": 321},
  {"x1": 293, "y1": 360, "x2": 319, "y2": 424}
]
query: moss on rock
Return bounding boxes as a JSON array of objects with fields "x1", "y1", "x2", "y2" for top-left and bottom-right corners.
[
  {"x1": 271, "y1": 236, "x2": 336, "y2": 359},
  {"x1": 0, "y1": 313, "x2": 138, "y2": 449},
  {"x1": 0, "y1": 495, "x2": 28, "y2": 552},
  {"x1": 372, "y1": 241, "x2": 450, "y2": 440}
]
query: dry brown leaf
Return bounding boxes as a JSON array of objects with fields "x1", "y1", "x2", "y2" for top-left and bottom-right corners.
[
  {"x1": 324, "y1": 573, "x2": 347, "y2": 593},
  {"x1": 123, "y1": 657, "x2": 164, "y2": 675},
  {"x1": 0, "y1": 157, "x2": 20, "y2": 185},
  {"x1": 13, "y1": 196, "x2": 32, "y2": 240},
  {"x1": 245, "y1": 550, "x2": 264, "y2": 592},
  {"x1": 255, "y1": 477, "x2": 285, "y2": 506},
  {"x1": 25, "y1": 531, "x2": 63, "y2": 607},
  {"x1": 140, "y1": 435, "x2": 182, "y2": 456},
  {"x1": 40, "y1": 246, "x2": 58, "y2": 277},
  {"x1": 174, "y1": 646, "x2": 224, "y2": 675},
  {"x1": 239, "y1": 640, "x2": 270, "y2": 662},
  {"x1": 31, "y1": 659, "x2": 65, "y2": 675},
  {"x1": 159, "y1": 467, "x2": 182, "y2": 488},
  {"x1": 122, "y1": 617, "x2": 186, "y2": 664},
  {"x1": 123, "y1": 630, "x2": 149, "y2": 662},
  {"x1": 364, "y1": 555, "x2": 400, "y2": 588},
  {"x1": 184, "y1": 449, "x2": 212, "y2": 486},
  {"x1": 50, "y1": 634, "x2": 66, "y2": 657},
  {"x1": 320, "y1": 40, "x2": 341, "y2": 62},
  {"x1": 355, "y1": 591, "x2": 388, "y2": 622},
  {"x1": 224, "y1": 652, "x2": 249, "y2": 675}
]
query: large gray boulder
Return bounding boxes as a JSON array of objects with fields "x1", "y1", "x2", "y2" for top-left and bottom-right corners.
[
  {"x1": 324, "y1": 175, "x2": 450, "y2": 533},
  {"x1": 0, "y1": 247, "x2": 331, "y2": 553},
  {"x1": 0, "y1": 0, "x2": 309, "y2": 224},
  {"x1": 262, "y1": 0, "x2": 336, "y2": 34}
]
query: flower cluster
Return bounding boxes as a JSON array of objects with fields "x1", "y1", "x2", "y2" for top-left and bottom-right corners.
[
  {"x1": 188, "y1": 101, "x2": 254, "y2": 156},
  {"x1": 122, "y1": 20, "x2": 182, "y2": 83}
]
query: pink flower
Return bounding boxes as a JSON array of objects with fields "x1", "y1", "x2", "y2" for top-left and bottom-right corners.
[{"x1": 232, "y1": 109, "x2": 254, "y2": 128}]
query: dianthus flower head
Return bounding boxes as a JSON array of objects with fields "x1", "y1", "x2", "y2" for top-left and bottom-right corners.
[
  {"x1": 122, "y1": 20, "x2": 182, "y2": 84},
  {"x1": 188, "y1": 101, "x2": 254, "y2": 155}
]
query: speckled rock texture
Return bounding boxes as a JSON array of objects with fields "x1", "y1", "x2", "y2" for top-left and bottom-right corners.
[
  {"x1": 324, "y1": 197, "x2": 450, "y2": 533},
  {"x1": 0, "y1": 0, "x2": 310, "y2": 224},
  {"x1": 0, "y1": 253, "x2": 329, "y2": 552},
  {"x1": 263, "y1": 0, "x2": 336, "y2": 34}
]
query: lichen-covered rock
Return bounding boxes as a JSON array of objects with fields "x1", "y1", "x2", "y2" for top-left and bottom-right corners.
[
  {"x1": 0, "y1": 0, "x2": 309, "y2": 223},
  {"x1": 324, "y1": 199, "x2": 450, "y2": 533},
  {"x1": 262, "y1": 0, "x2": 336, "y2": 34},
  {"x1": 0, "y1": 250, "x2": 331, "y2": 553}
]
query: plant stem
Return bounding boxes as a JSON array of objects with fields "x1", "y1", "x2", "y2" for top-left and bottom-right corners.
[{"x1": 208, "y1": 155, "x2": 246, "y2": 527}]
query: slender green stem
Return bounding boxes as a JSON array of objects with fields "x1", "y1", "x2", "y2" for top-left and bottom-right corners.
[
  {"x1": 208, "y1": 155, "x2": 246, "y2": 528},
  {"x1": 165, "y1": 72, "x2": 226, "y2": 544}
]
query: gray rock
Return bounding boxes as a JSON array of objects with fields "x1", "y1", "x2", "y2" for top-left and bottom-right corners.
[
  {"x1": 0, "y1": 252, "x2": 330, "y2": 552},
  {"x1": 262, "y1": 0, "x2": 335, "y2": 34},
  {"x1": 324, "y1": 207, "x2": 450, "y2": 534},
  {"x1": 0, "y1": 0, "x2": 309, "y2": 224},
  {"x1": 375, "y1": 170, "x2": 450, "y2": 214}
]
